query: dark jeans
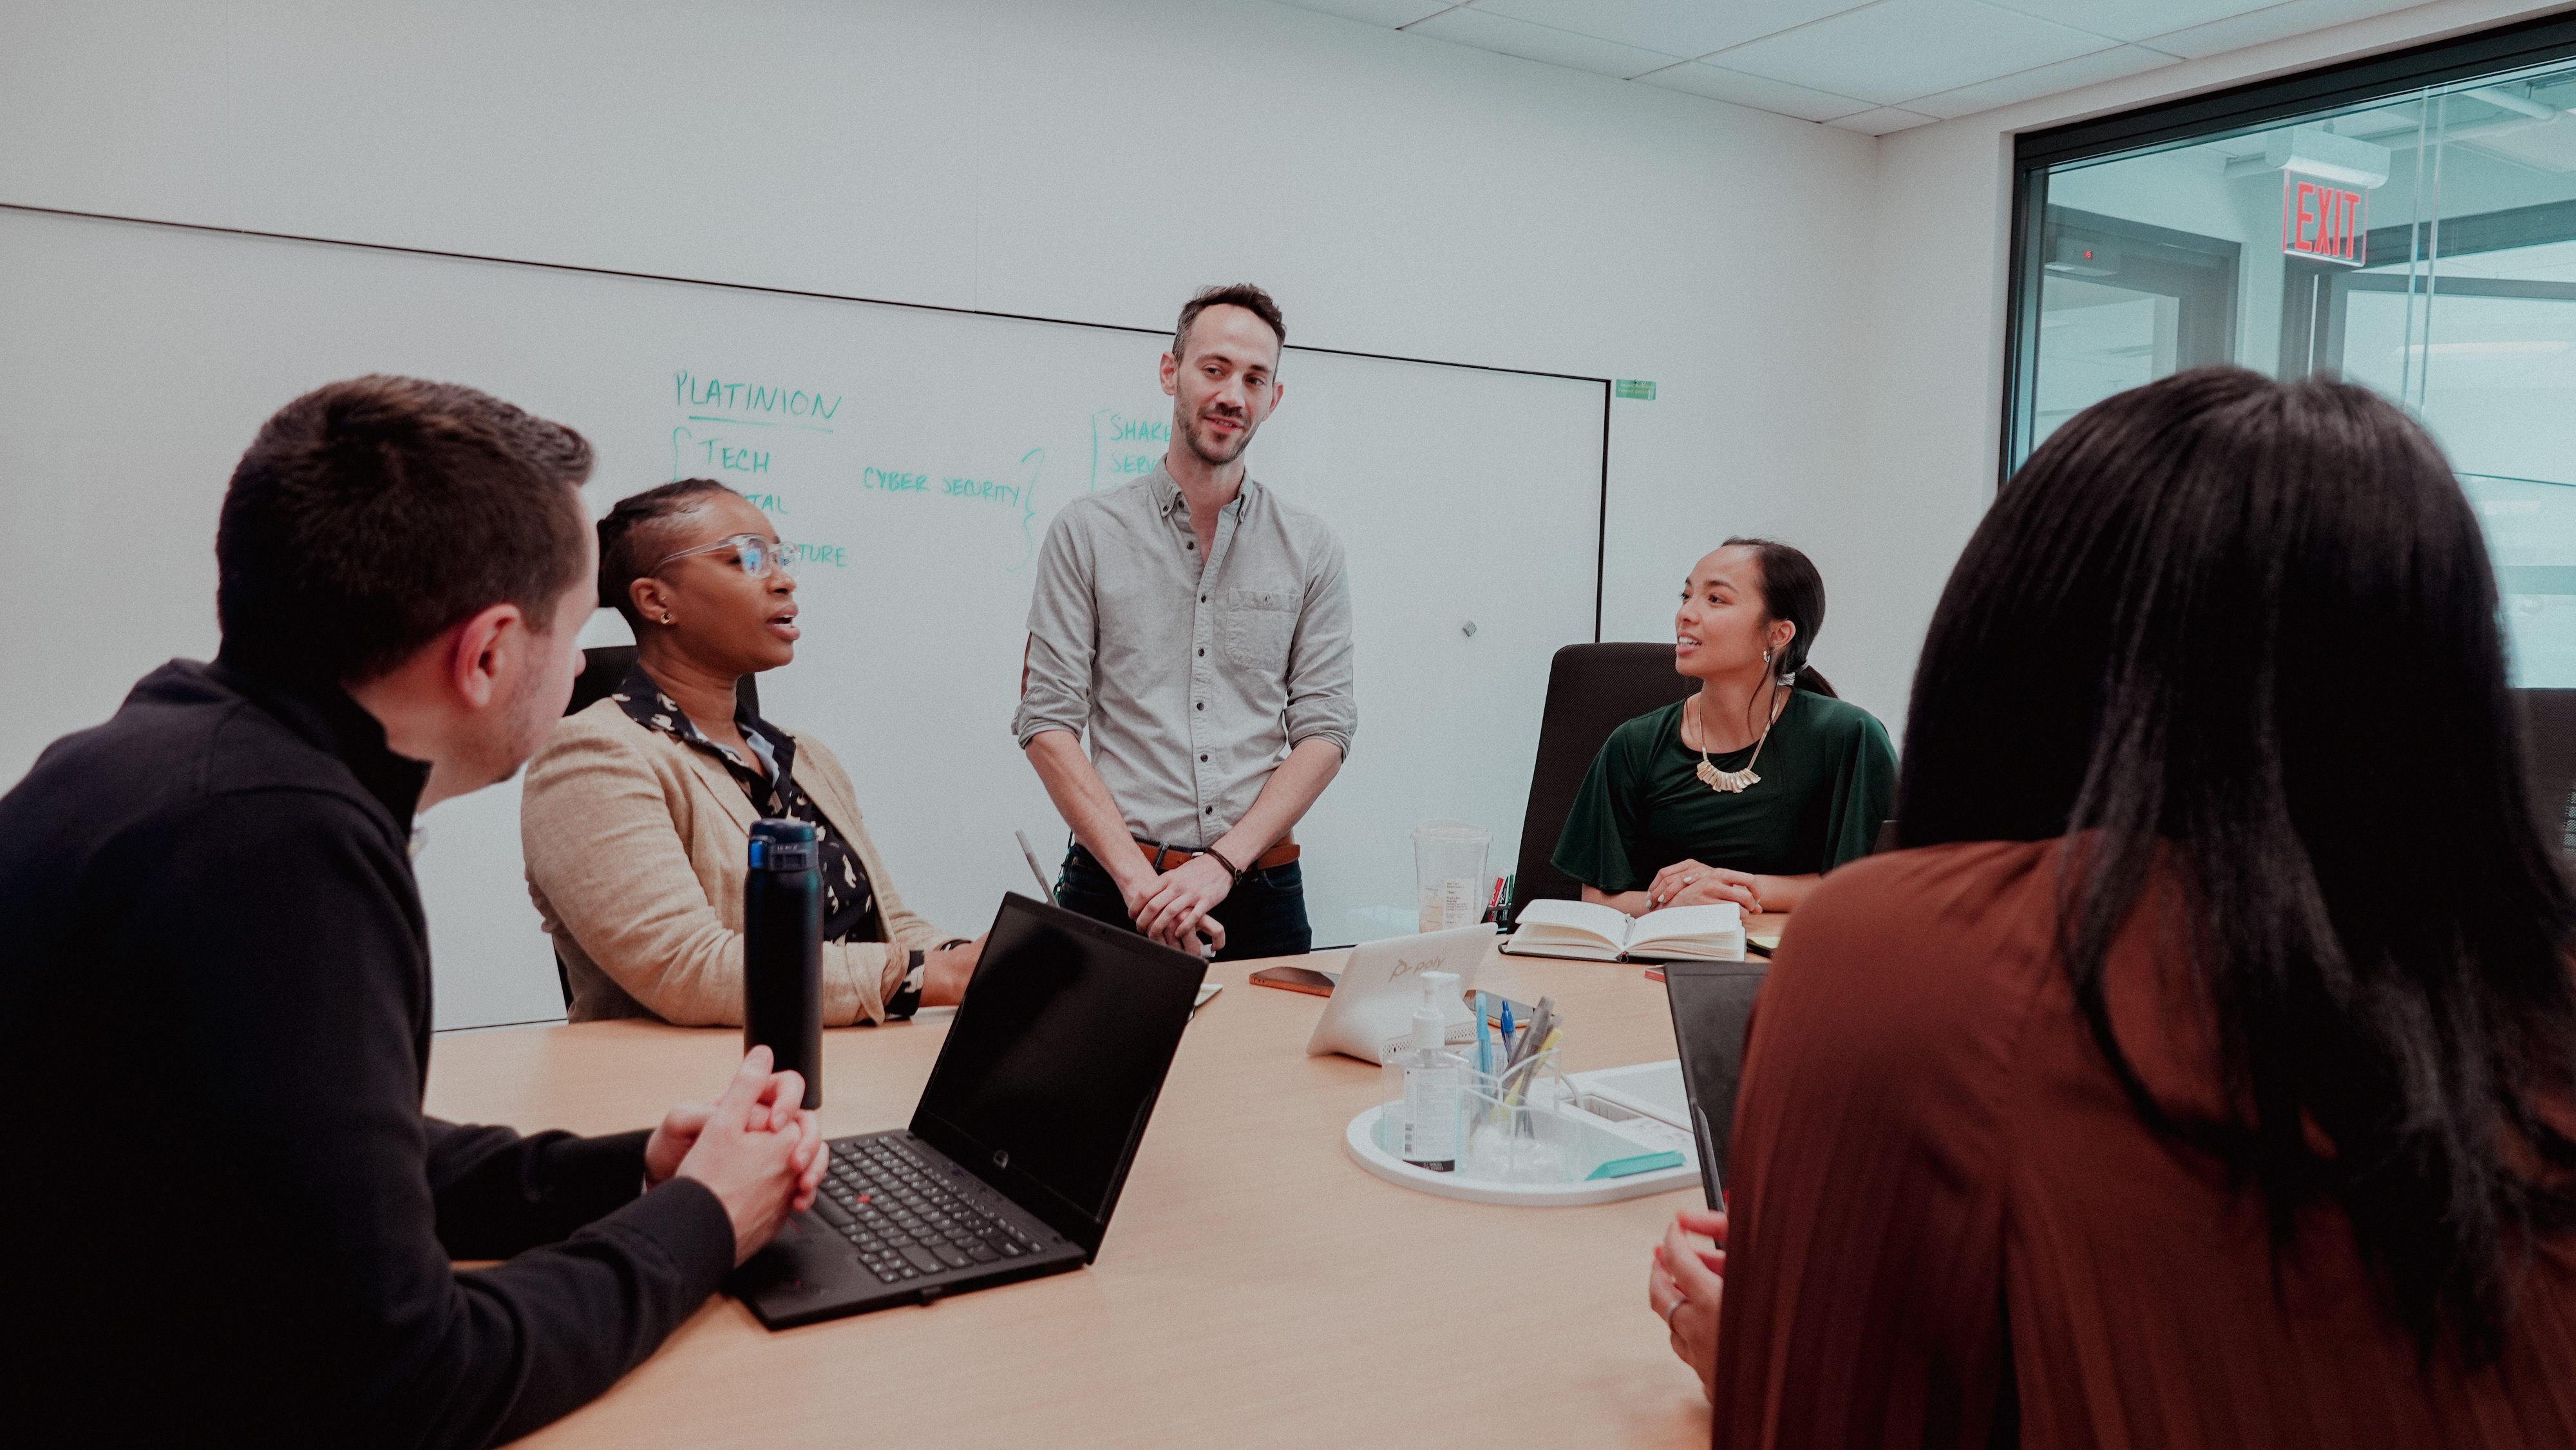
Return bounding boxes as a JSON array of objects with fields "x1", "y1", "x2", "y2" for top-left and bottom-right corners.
[{"x1": 1056, "y1": 842, "x2": 1312, "y2": 962}]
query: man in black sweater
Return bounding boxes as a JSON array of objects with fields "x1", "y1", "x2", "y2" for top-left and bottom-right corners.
[{"x1": 0, "y1": 377, "x2": 825, "y2": 1445}]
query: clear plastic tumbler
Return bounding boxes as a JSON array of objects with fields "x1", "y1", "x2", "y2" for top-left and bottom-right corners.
[{"x1": 1412, "y1": 819, "x2": 1492, "y2": 933}]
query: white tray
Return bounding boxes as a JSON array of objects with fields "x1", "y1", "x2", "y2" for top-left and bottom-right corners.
[{"x1": 1342, "y1": 1096, "x2": 1700, "y2": 1206}]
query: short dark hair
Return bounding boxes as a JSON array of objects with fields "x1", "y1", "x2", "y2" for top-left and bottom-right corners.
[
  {"x1": 1897, "y1": 367, "x2": 2576, "y2": 1359},
  {"x1": 1719, "y1": 537, "x2": 1826, "y2": 689},
  {"x1": 1173, "y1": 283, "x2": 1285, "y2": 364},
  {"x1": 216, "y1": 376, "x2": 593, "y2": 684},
  {"x1": 596, "y1": 478, "x2": 741, "y2": 629}
]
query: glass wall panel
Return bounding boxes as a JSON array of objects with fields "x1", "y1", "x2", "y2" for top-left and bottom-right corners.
[{"x1": 2009, "y1": 43, "x2": 2576, "y2": 684}]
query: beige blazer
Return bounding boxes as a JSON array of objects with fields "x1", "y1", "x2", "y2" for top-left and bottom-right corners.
[{"x1": 521, "y1": 697, "x2": 949, "y2": 1025}]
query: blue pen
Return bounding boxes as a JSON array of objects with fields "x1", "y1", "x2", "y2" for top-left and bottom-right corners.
[
  {"x1": 1499, "y1": 1001, "x2": 1515, "y2": 1064},
  {"x1": 1476, "y1": 993, "x2": 1493, "y2": 1076}
]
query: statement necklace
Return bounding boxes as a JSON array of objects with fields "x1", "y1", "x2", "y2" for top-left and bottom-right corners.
[{"x1": 1689, "y1": 689, "x2": 1786, "y2": 795}]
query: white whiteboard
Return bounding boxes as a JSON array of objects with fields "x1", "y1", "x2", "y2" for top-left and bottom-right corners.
[{"x1": 0, "y1": 205, "x2": 1604, "y2": 1028}]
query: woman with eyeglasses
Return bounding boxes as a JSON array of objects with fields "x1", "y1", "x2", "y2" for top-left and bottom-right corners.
[{"x1": 522, "y1": 479, "x2": 981, "y2": 1025}]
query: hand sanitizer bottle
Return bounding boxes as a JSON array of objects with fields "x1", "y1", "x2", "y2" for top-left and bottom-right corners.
[{"x1": 1399, "y1": 970, "x2": 1464, "y2": 1172}]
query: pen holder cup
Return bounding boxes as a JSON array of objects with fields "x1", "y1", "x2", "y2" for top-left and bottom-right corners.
[
  {"x1": 1459, "y1": 1051, "x2": 1587, "y2": 1185},
  {"x1": 1373, "y1": 1047, "x2": 1578, "y2": 1183}
]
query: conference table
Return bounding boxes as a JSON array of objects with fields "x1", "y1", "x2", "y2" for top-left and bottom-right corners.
[{"x1": 425, "y1": 919, "x2": 1789, "y2": 1448}]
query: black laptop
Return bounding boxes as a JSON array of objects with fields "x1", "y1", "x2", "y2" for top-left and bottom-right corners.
[
  {"x1": 1659, "y1": 959, "x2": 1768, "y2": 1210},
  {"x1": 729, "y1": 892, "x2": 1206, "y2": 1329}
]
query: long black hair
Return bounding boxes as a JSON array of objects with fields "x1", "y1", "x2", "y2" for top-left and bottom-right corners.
[{"x1": 1897, "y1": 367, "x2": 2576, "y2": 1357}]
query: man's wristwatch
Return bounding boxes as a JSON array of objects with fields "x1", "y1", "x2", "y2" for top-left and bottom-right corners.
[{"x1": 887, "y1": 949, "x2": 926, "y2": 1020}]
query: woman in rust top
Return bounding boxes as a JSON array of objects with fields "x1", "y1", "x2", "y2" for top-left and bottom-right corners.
[{"x1": 1650, "y1": 369, "x2": 2576, "y2": 1447}]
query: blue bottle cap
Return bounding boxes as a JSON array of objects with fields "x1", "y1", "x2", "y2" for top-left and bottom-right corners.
[{"x1": 748, "y1": 817, "x2": 816, "y2": 873}]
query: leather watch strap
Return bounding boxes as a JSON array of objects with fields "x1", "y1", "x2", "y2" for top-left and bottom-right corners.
[{"x1": 1138, "y1": 837, "x2": 1302, "y2": 874}]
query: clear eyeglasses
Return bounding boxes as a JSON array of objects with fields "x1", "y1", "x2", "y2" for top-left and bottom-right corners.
[{"x1": 654, "y1": 533, "x2": 797, "y2": 578}]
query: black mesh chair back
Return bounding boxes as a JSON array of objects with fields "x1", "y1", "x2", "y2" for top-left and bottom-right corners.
[
  {"x1": 565, "y1": 645, "x2": 760, "y2": 719},
  {"x1": 1509, "y1": 644, "x2": 1698, "y2": 919},
  {"x1": 1509, "y1": 644, "x2": 1842, "y2": 922}
]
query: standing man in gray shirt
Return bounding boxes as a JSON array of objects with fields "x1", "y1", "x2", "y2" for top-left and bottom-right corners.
[{"x1": 1014, "y1": 284, "x2": 1356, "y2": 960}]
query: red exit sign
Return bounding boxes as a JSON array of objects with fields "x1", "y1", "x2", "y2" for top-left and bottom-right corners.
[{"x1": 2282, "y1": 173, "x2": 2367, "y2": 266}]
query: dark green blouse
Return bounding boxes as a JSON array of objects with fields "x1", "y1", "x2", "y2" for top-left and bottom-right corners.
[{"x1": 1551, "y1": 691, "x2": 1898, "y2": 893}]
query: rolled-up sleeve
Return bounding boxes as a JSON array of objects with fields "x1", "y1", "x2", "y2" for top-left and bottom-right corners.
[
  {"x1": 1014, "y1": 509, "x2": 1096, "y2": 748},
  {"x1": 1283, "y1": 533, "x2": 1356, "y2": 757}
]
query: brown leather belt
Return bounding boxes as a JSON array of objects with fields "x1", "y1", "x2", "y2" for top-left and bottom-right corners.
[{"x1": 1137, "y1": 834, "x2": 1300, "y2": 874}]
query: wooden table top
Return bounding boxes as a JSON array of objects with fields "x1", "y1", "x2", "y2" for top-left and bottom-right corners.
[{"x1": 424, "y1": 922, "x2": 1788, "y2": 1448}]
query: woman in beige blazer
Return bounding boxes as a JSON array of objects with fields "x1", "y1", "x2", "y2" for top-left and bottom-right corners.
[{"x1": 523, "y1": 479, "x2": 982, "y2": 1025}]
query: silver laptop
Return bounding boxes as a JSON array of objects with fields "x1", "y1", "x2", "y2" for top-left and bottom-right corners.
[{"x1": 1303, "y1": 923, "x2": 1496, "y2": 1062}]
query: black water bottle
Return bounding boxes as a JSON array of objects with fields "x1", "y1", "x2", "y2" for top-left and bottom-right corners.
[{"x1": 743, "y1": 818, "x2": 822, "y2": 1109}]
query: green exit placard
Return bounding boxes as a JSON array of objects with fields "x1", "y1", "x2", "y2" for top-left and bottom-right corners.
[{"x1": 1615, "y1": 379, "x2": 1656, "y2": 400}]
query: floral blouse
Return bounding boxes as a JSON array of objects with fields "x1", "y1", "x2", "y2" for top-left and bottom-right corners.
[{"x1": 611, "y1": 663, "x2": 886, "y2": 949}]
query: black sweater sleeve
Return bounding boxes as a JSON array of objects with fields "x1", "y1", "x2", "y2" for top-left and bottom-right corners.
[
  {"x1": 424, "y1": 1121, "x2": 653, "y2": 1259},
  {"x1": 151, "y1": 790, "x2": 736, "y2": 1449}
]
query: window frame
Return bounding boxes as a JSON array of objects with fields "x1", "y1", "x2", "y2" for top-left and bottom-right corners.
[{"x1": 2001, "y1": 13, "x2": 2576, "y2": 487}]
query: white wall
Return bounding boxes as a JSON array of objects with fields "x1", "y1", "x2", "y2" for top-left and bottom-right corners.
[
  {"x1": 1846, "y1": 0, "x2": 2575, "y2": 732},
  {"x1": 15, "y1": 0, "x2": 2574, "y2": 1016},
  {"x1": 0, "y1": 0, "x2": 1879, "y2": 658},
  {"x1": 0, "y1": 0, "x2": 1882, "y2": 1022}
]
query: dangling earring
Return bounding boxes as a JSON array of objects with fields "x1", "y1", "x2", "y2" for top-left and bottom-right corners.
[{"x1": 1761, "y1": 649, "x2": 1771, "y2": 663}]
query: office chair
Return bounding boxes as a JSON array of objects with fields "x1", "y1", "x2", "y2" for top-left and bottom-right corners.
[
  {"x1": 565, "y1": 644, "x2": 763, "y2": 720},
  {"x1": 2519, "y1": 689, "x2": 2576, "y2": 864},
  {"x1": 549, "y1": 646, "x2": 765, "y2": 1010},
  {"x1": 1509, "y1": 645, "x2": 1839, "y2": 923}
]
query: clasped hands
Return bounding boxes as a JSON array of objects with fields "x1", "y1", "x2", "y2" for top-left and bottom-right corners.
[
  {"x1": 642, "y1": 1045, "x2": 830, "y2": 1265},
  {"x1": 1124, "y1": 850, "x2": 1233, "y2": 956},
  {"x1": 1647, "y1": 857, "x2": 1763, "y2": 913}
]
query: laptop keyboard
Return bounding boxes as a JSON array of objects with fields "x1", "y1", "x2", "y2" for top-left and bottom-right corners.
[{"x1": 810, "y1": 1137, "x2": 1042, "y2": 1284}]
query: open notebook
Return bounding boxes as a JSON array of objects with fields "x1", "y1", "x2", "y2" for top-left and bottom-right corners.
[{"x1": 1501, "y1": 900, "x2": 1745, "y2": 962}]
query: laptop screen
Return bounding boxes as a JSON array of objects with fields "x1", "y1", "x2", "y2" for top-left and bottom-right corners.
[
  {"x1": 909, "y1": 893, "x2": 1206, "y2": 1257},
  {"x1": 1660, "y1": 960, "x2": 1768, "y2": 1210}
]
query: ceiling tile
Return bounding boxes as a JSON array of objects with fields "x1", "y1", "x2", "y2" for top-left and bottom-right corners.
[
  {"x1": 2139, "y1": 0, "x2": 2429, "y2": 61},
  {"x1": 1269, "y1": 0, "x2": 1455, "y2": 25},
  {"x1": 1708, "y1": 0, "x2": 2119, "y2": 106},
  {"x1": 1902, "y1": 41, "x2": 2180, "y2": 119},
  {"x1": 1828, "y1": 105, "x2": 1945, "y2": 133},
  {"x1": 1405, "y1": 6, "x2": 1685, "y2": 78},
  {"x1": 1973, "y1": 1, "x2": 2275, "y2": 44},
  {"x1": 1470, "y1": 0, "x2": 1873, "y2": 59},
  {"x1": 1634, "y1": 62, "x2": 1877, "y2": 122}
]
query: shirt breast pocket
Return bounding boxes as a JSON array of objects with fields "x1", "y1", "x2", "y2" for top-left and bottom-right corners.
[{"x1": 1221, "y1": 588, "x2": 1298, "y2": 671}]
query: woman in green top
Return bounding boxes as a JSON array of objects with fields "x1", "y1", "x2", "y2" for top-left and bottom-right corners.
[{"x1": 1553, "y1": 538, "x2": 1897, "y2": 916}]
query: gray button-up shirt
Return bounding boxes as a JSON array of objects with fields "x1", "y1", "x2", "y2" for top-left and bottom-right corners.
[{"x1": 1014, "y1": 466, "x2": 1356, "y2": 848}]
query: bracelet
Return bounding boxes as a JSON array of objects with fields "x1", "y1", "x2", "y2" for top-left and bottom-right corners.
[{"x1": 1204, "y1": 844, "x2": 1249, "y2": 882}]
